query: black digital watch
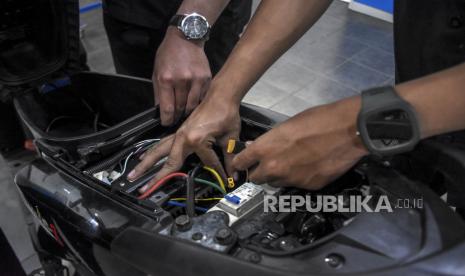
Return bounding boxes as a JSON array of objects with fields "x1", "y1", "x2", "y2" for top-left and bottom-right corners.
[{"x1": 357, "y1": 86, "x2": 421, "y2": 157}]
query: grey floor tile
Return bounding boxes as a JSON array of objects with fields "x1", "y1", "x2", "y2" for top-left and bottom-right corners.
[
  {"x1": 295, "y1": 75, "x2": 359, "y2": 106},
  {"x1": 252, "y1": 0, "x2": 261, "y2": 13},
  {"x1": 79, "y1": 0, "x2": 98, "y2": 7},
  {"x1": 326, "y1": 61, "x2": 391, "y2": 91},
  {"x1": 346, "y1": 10, "x2": 393, "y2": 34},
  {"x1": 351, "y1": 47, "x2": 395, "y2": 76},
  {"x1": 383, "y1": 76, "x2": 396, "y2": 86},
  {"x1": 305, "y1": 33, "x2": 368, "y2": 59},
  {"x1": 260, "y1": 59, "x2": 318, "y2": 94},
  {"x1": 283, "y1": 45, "x2": 347, "y2": 75},
  {"x1": 80, "y1": 9, "x2": 116, "y2": 73},
  {"x1": 270, "y1": 94, "x2": 313, "y2": 116},
  {"x1": 370, "y1": 33, "x2": 395, "y2": 54},
  {"x1": 0, "y1": 156, "x2": 37, "y2": 264},
  {"x1": 87, "y1": 47, "x2": 117, "y2": 74},
  {"x1": 335, "y1": 21, "x2": 393, "y2": 54},
  {"x1": 243, "y1": 81, "x2": 289, "y2": 108},
  {"x1": 299, "y1": 13, "x2": 347, "y2": 46},
  {"x1": 324, "y1": 0, "x2": 351, "y2": 19}
]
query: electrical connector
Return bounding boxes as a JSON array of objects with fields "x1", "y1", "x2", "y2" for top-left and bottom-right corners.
[
  {"x1": 226, "y1": 139, "x2": 246, "y2": 154},
  {"x1": 227, "y1": 177, "x2": 235, "y2": 188}
]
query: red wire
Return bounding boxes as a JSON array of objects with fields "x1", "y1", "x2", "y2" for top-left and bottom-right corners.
[{"x1": 138, "y1": 172, "x2": 188, "y2": 200}]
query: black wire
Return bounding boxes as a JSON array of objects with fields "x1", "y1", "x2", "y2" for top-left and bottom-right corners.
[
  {"x1": 45, "y1": 116, "x2": 75, "y2": 133},
  {"x1": 186, "y1": 165, "x2": 202, "y2": 217},
  {"x1": 93, "y1": 112, "x2": 100, "y2": 132}
]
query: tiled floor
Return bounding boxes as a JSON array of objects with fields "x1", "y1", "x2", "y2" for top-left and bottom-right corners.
[
  {"x1": 244, "y1": 1, "x2": 394, "y2": 116},
  {"x1": 0, "y1": 0, "x2": 394, "y2": 273},
  {"x1": 0, "y1": 153, "x2": 41, "y2": 274}
]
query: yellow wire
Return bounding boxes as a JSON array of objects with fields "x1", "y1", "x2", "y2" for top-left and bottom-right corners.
[
  {"x1": 170, "y1": 198, "x2": 223, "y2": 201},
  {"x1": 203, "y1": 166, "x2": 227, "y2": 191}
]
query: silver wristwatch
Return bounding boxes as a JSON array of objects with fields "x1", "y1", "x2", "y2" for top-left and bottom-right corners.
[{"x1": 169, "y1": 13, "x2": 211, "y2": 41}]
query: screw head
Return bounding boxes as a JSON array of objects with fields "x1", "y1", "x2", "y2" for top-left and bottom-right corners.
[
  {"x1": 175, "y1": 215, "x2": 191, "y2": 232},
  {"x1": 248, "y1": 253, "x2": 261, "y2": 263},
  {"x1": 325, "y1": 254, "x2": 345, "y2": 269}
]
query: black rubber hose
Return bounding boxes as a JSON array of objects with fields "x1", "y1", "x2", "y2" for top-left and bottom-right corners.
[{"x1": 186, "y1": 166, "x2": 202, "y2": 217}]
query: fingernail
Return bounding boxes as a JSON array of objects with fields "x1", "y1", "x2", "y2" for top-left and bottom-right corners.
[
  {"x1": 128, "y1": 170, "x2": 136, "y2": 180},
  {"x1": 246, "y1": 141, "x2": 253, "y2": 146},
  {"x1": 139, "y1": 153, "x2": 146, "y2": 160},
  {"x1": 138, "y1": 185, "x2": 147, "y2": 193},
  {"x1": 233, "y1": 171, "x2": 239, "y2": 181}
]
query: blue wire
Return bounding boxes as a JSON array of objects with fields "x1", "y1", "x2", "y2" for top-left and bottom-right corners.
[{"x1": 166, "y1": 201, "x2": 208, "y2": 213}]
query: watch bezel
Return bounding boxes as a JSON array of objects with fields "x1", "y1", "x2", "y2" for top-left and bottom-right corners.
[{"x1": 179, "y1": 13, "x2": 210, "y2": 40}]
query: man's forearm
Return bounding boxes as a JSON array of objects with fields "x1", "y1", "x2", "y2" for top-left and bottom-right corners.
[
  {"x1": 396, "y1": 62, "x2": 465, "y2": 139},
  {"x1": 210, "y1": 0, "x2": 332, "y2": 104}
]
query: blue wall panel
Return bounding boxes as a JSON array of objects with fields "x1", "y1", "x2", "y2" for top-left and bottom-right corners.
[{"x1": 354, "y1": 0, "x2": 393, "y2": 14}]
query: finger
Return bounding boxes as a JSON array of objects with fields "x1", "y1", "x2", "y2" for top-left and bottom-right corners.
[
  {"x1": 158, "y1": 83, "x2": 176, "y2": 126},
  {"x1": 128, "y1": 136, "x2": 174, "y2": 181},
  {"x1": 196, "y1": 145, "x2": 228, "y2": 183},
  {"x1": 139, "y1": 134, "x2": 175, "y2": 160},
  {"x1": 139, "y1": 136, "x2": 187, "y2": 193},
  {"x1": 185, "y1": 81, "x2": 203, "y2": 115},
  {"x1": 154, "y1": 82, "x2": 160, "y2": 106},
  {"x1": 232, "y1": 144, "x2": 260, "y2": 171},
  {"x1": 174, "y1": 82, "x2": 189, "y2": 123},
  {"x1": 199, "y1": 78, "x2": 210, "y2": 101},
  {"x1": 248, "y1": 163, "x2": 278, "y2": 184}
]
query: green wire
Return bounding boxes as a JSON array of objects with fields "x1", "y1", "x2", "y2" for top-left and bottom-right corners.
[{"x1": 194, "y1": 178, "x2": 226, "y2": 195}]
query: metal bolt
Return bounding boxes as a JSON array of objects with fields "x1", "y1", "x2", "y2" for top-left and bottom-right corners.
[
  {"x1": 325, "y1": 254, "x2": 345, "y2": 269},
  {"x1": 215, "y1": 228, "x2": 233, "y2": 245},
  {"x1": 175, "y1": 215, "x2": 191, "y2": 232}
]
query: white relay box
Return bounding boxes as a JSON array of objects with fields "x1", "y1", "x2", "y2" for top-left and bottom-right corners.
[{"x1": 209, "y1": 182, "x2": 280, "y2": 226}]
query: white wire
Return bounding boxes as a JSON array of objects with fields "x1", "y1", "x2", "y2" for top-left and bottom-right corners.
[
  {"x1": 108, "y1": 139, "x2": 161, "y2": 184},
  {"x1": 134, "y1": 139, "x2": 160, "y2": 147},
  {"x1": 121, "y1": 152, "x2": 134, "y2": 176}
]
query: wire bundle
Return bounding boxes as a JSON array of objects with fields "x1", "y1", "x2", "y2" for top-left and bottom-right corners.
[
  {"x1": 116, "y1": 139, "x2": 161, "y2": 180},
  {"x1": 137, "y1": 166, "x2": 228, "y2": 215}
]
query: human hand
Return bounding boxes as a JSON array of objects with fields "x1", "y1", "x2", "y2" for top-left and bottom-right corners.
[
  {"x1": 233, "y1": 97, "x2": 369, "y2": 190},
  {"x1": 128, "y1": 84, "x2": 241, "y2": 193},
  {"x1": 153, "y1": 27, "x2": 212, "y2": 126}
]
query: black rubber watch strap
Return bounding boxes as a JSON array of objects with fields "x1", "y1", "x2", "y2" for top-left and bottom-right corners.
[
  {"x1": 357, "y1": 86, "x2": 421, "y2": 156},
  {"x1": 362, "y1": 86, "x2": 404, "y2": 109}
]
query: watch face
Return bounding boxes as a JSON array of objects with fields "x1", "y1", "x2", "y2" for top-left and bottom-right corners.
[{"x1": 181, "y1": 13, "x2": 209, "y2": 40}]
